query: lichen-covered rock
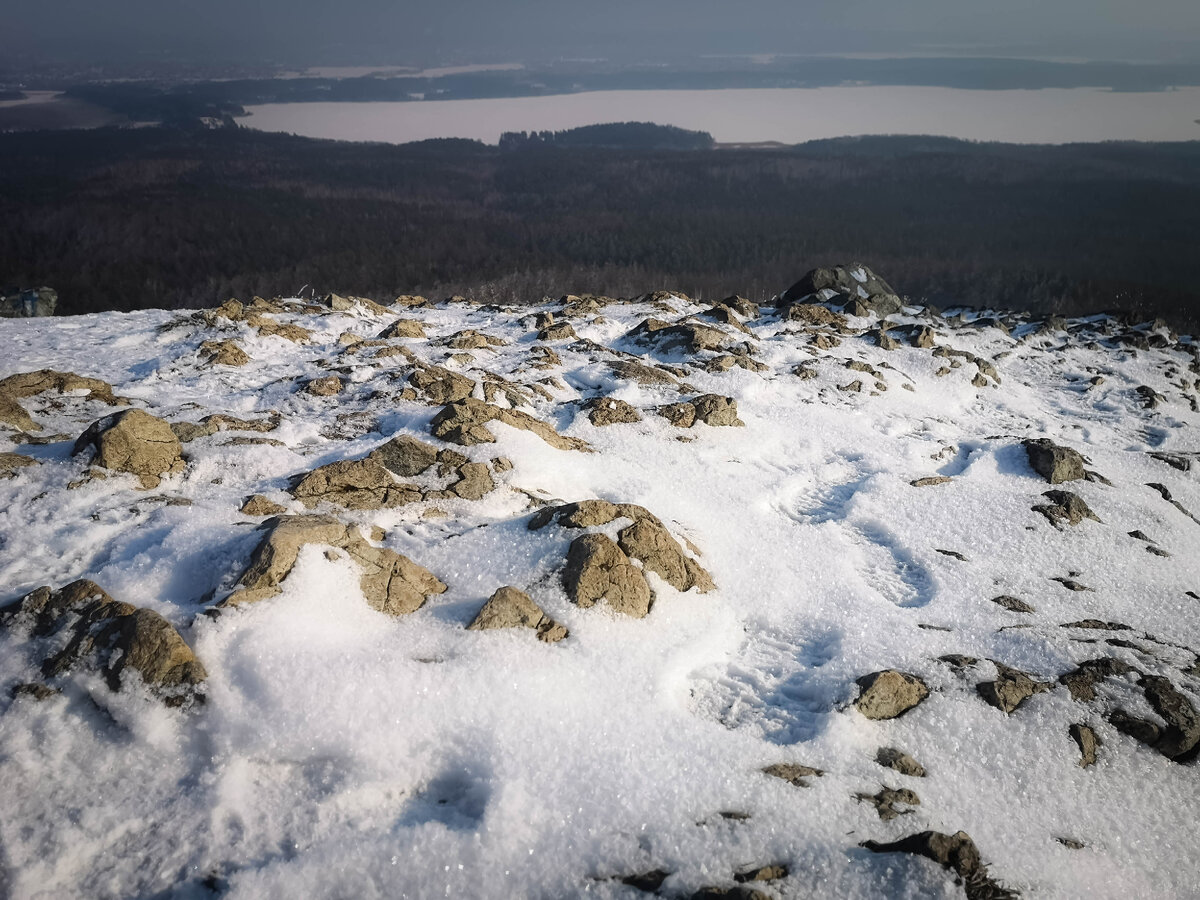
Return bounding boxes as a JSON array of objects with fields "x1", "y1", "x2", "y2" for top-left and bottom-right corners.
[
  {"x1": 73, "y1": 409, "x2": 186, "y2": 488},
  {"x1": 1034, "y1": 490, "x2": 1100, "y2": 527},
  {"x1": 240, "y1": 494, "x2": 288, "y2": 516},
  {"x1": 562, "y1": 533, "x2": 652, "y2": 618},
  {"x1": 659, "y1": 401, "x2": 698, "y2": 428},
  {"x1": 220, "y1": 515, "x2": 446, "y2": 614},
  {"x1": 585, "y1": 397, "x2": 642, "y2": 426},
  {"x1": 378, "y1": 319, "x2": 427, "y2": 339},
  {"x1": 467, "y1": 586, "x2": 568, "y2": 642},
  {"x1": 430, "y1": 397, "x2": 590, "y2": 451},
  {"x1": 200, "y1": 340, "x2": 250, "y2": 367},
  {"x1": 291, "y1": 458, "x2": 421, "y2": 510},
  {"x1": 1023, "y1": 438, "x2": 1086, "y2": 484},
  {"x1": 444, "y1": 329, "x2": 507, "y2": 350},
  {"x1": 692, "y1": 394, "x2": 744, "y2": 427},
  {"x1": 855, "y1": 670, "x2": 930, "y2": 720},
  {"x1": 0, "y1": 580, "x2": 206, "y2": 706},
  {"x1": 977, "y1": 662, "x2": 1052, "y2": 714}
]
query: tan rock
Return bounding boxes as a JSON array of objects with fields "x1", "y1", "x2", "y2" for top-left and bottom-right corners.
[
  {"x1": 430, "y1": 397, "x2": 590, "y2": 451},
  {"x1": 200, "y1": 340, "x2": 250, "y2": 367},
  {"x1": 0, "y1": 393, "x2": 38, "y2": 432},
  {"x1": 562, "y1": 533, "x2": 652, "y2": 618},
  {"x1": 378, "y1": 319, "x2": 427, "y2": 339},
  {"x1": 0, "y1": 368, "x2": 118, "y2": 403},
  {"x1": 586, "y1": 397, "x2": 642, "y2": 426},
  {"x1": 291, "y1": 458, "x2": 421, "y2": 510},
  {"x1": 692, "y1": 394, "x2": 743, "y2": 427},
  {"x1": 468, "y1": 586, "x2": 568, "y2": 642},
  {"x1": 450, "y1": 462, "x2": 495, "y2": 500},
  {"x1": 303, "y1": 375, "x2": 344, "y2": 397},
  {"x1": 408, "y1": 365, "x2": 474, "y2": 405},
  {"x1": 607, "y1": 360, "x2": 680, "y2": 387},
  {"x1": 368, "y1": 435, "x2": 440, "y2": 476},
  {"x1": 659, "y1": 402, "x2": 697, "y2": 428},
  {"x1": 245, "y1": 313, "x2": 311, "y2": 343},
  {"x1": 538, "y1": 322, "x2": 577, "y2": 342},
  {"x1": 444, "y1": 329, "x2": 507, "y2": 350},
  {"x1": 73, "y1": 409, "x2": 185, "y2": 488},
  {"x1": 855, "y1": 670, "x2": 930, "y2": 720},
  {"x1": 617, "y1": 518, "x2": 715, "y2": 593},
  {"x1": 240, "y1": 494, "x2": 288, "y2": 516}
]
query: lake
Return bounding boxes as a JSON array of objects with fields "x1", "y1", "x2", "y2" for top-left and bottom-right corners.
[{"x1": 244, "y1": 85, "x2": 1200, "y2": 145}]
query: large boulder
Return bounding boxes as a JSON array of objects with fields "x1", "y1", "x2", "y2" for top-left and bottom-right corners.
[
  {"x1": 780, "y1": 264, "x2": 902, "y2": 317},
  {"x1": 291, "y1": 458, "x2": 421, "y2": 510},
  {"x1": 220, "y1": 515, "x2": 446, "y2": 614},
  {"x1": 0, "y1": 368, "x2": 118, "y2": 404},
  {"x1": 562, "y1": 533, "x2": 652, "y2": 618},
  {"x1": 0, "y1": 580, "x2": 206, "y2": 706},
  {"x1": 408, "y1": 365, "x2": 475, "y2": 405},
  {"x1": 73, "y1": 409, "x2": 186, "y2": 488}
]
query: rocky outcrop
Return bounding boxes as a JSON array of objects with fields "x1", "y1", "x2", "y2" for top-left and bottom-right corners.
[
  {"x1": 780, "y1": 264, "x2": 902, "y2": 318},
  {"x1": 291, "y1": 458, "x2": 421, "y2": 510},
  {"x1": 0, "y1": 580, "x2": 206, "y2": 706},
  {"x1": 562, "y1": 533, "x2": 652, "y2": 618},
  {"x1": 73, "y1": 409, "x2": 186, "y2": 488},
  {"x1": 378, "y1": 319, "x2": 427, "y2": 339},
  {"x1": 585, "y1": 397, "x2": 642, "y2": 426},
  {"x1": 855, "y1": 670, "x2": 930, "y2": 720},
  {"x1": 659, "y1": 394, "x2": 743, "y2": 428},
  {"x1": 220, "y1": 514, "x2": 446, "y2": 615},
  {"x1": 302, "y1": 375, "x2": 344, "y2": 397},
  {"x1": 467, "y1": 586, "x2": 568, "y2": 643},
  {"x1": 1023, "y1": 438, "x2": 1086, "y2": 484},
  {"x1": 0, "y1": 368, "x2": 119, "y2": 404},
  {"x1": 626, "y1": 318, "x2": 730, "y2": 355},
  {"x1": 407, "y1": 365, "x2": 475, "y2": 405},
  {"x1": 430, "y1": 397, "x2": 590, "y2": 451}
]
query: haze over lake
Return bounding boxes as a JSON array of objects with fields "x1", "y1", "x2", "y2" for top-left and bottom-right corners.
[{"x1": 244, "y1": 85, "x2": 1200, "y2": 145}]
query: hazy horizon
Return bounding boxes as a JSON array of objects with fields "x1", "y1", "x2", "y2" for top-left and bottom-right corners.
[{"x1": 6, "y1": 0, "x2": 1200, "y2": 68}]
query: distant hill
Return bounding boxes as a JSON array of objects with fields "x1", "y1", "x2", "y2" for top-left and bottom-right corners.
[{"x1": 499, "y1": 122, "x2": 715, "y2": 152}]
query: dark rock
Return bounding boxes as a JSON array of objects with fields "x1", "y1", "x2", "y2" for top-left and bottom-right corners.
[
  {"x1": 1109, "y1": 710, "x2": 1162, "y2": 746},
  {"x1": 1023, "y1": 438, "x2": 1086, "y2": 484},
  {"x1": 621, "y1": 870, "x2": 670, "y2": 893},
  {"x1": 1059, "y1": 658, "x2": 1134, "y2": 702},
  {"x1": 1140, "y1": 675, "x2": 1200, "y2": 761},
  {"x1": 876, "y1": 747, "x2": 927, "y2": 777},
  {"x1": 990, "y1": 595, "x2": 1035, "y2": 613},
  {"x1": 734, "y1": 864, "x2": 788, "y2": 883},
  {"x1": 1069, "y1": 723, "x2": 1100, "y2": 768},
  {"x1": 862, "y1": 830, "x2": 1016, "y2": 900},
  {"x1": 1034, "y1": 490, "x2": 1100, "y2": 527},
  {"x1": 856, "y1": 787, "x2": 920, "y2": 821},
  {"x1": 977, "y1": 662, "x2": 1052, "y2": 714}
]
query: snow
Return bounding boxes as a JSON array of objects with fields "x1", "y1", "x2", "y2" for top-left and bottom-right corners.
[{"x1": 0, "y1": 293, "x2": 1198, "y2": 899}]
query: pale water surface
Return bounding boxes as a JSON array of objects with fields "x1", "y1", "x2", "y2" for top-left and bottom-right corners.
[{"x1": 244, "y1": 85, "x2": 1200, "y2": 145}]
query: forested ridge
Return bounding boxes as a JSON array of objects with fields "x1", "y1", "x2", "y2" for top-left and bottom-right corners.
[{"x1": 2, "y1": 126, "x2": 1199, "y2": 326}]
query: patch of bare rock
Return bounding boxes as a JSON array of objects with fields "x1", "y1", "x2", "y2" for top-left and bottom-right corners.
[
  {"x1": 468, "y1": 586, "x2": 568, "y2": 643},
  {"x1": 73, "y1": 408, "x2": 185, "y2": 489},
  {"x1": 855, "y1": 670, "x2": 930, "y2": 719}
]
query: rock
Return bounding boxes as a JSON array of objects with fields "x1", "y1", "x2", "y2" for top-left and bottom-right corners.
[
  {"x1": 537, "y1": 322, "x2": 577, "y2": 341},
  {"x1": 1069, "y1": 723, "x2": 1100, "y2": 768},
  {"x1": 734, "y1": 864, "x2": 788, "y2": 884},
  {"x1": 1034, "y1": 490, "x2": 1100, "y2": 527},
  {"x1": 0, "y1": 368, "x2": 118, "y2": 404},
  {"x1": 1140, "y1": 675, "x2": 1200, "y2": 761},
  {"x1": 561, "y1": 533, "x2": 652, "y2": 618},
  {"x1": 240, "y1": 494, "x2": 287, "y2": 516},
  {"x1": 303, "y1": 375, "x2": 344, "y2": 397},
  {"x1": 780, "y1": 264, "x2": 902, "y2": 317},
  {"x1": 11, "y1": 682, "x2": 60, "y2": 701},
  {"x1": 1135, "y1": 385, "x2": 1165, "y2": 409},
  {"x1": 621, "y1": 870, "x2": 670, "y2": 892},
  {"x1": 200, "y1": 339, "x2": 250, "y2": 367},
  {"x1": 762, "y1": 762, "x2": 824, "y2": 787},
  {"x1": 220, "y1": 515, "x2": 445, "y2": 614},
  {"x1": 977, "y1": 662, "x2": 1052, "y2": 714},
  {"x1": 856, "y1": 787, "x2": 920, "y2": 821},
  {"x1": 368, "y1": 435, "x2": 441, "y2": 476},
  {"x1": 855, "y1": 670, "x2": 930, "y2": 720},
  {"x1": 862, "y1": 831, "x2": 1015, "y2": 900},
  {"x1": 1109, "y1": 710, "x2": 1163, "y2": 747},
  {"x1": 0, "y1": 452, "x2": 38, "y2": 477},
  {"x1": 783, "y1": 302, "x2": 848, "y2": 329},
  {"x1": 377, "y1": 319, "x2": 427, "y2": 339},
  {"x1": 1023, "y1": 438, "x2": 1086, "y2": 484},
  {"x1": 430, "y1": 397, "x2": 590, "y2": 451},
  {"x1": 450, "y1": 462, "x2": 495, "y2": 500},
  {"x1": 876, "y1": 330, "x2": 900, "y2": 351},
  {"x1": 407, "y1": 365, "x2": 474, "y2": 405},
  {"x1": 585, "y1": 397, "x2": 642, "y2": 426},
  {"x1": 392, "y1": 294, "x2": 430, "y2": 307},
  {"x1": 876, "y1": 747, "x2": 927, "y2": 777},
  {"x1": 692, "y1": 394, "x2": 744, "y2": 427},
  {"x1": 1052, "y1": 577, "x2": 1094, "y2": 592},
  {"x1": 989, "y1": 595, "x2": 1035, "y2": 613},
  {"x1": 617, "y1": 517, "x2": 715, "y2": 593},
  {"x1": 910, "y1": 475, "x2": 952, "y2": 487},
  {"x1": 467, "y1": 586, "x2": 568, "y2": 643},
  {"x1": 291, "y1": 458, "x2": 421, "y2": 510},
  {"x1": 0, "y1": 580, "x2": 206, "y2": 706},
  {"x1": 628, "y1": 319, "x2": 730, "y2": 354},
  {"x1": 607, "y1": 360, "x2": 680, "y2": 387},
  {"x1": 1059, "y1": 658, "x2": 1134, "y2": 702},
  {"x1": 912, "y1": 326, "x2": 937, "y2": 349},
  {"x1": 690, "y1": 887, "x2": 771, "y2": 900},
  {"x1": 73, "y1": 409, "x2": 185, "y2": 489},
  {"x1": 444, "y1": 329, "x2": 507, "y2": 350},
  {"x1": 245, "y1": 313, "x2": 311, "y2": 343},
  {"x1": 0, "y1": 392, "x2": 39, "y2": 432},
  {"x1": 839, "y1": 379, "x2": 863, "y2": 393},
  {"x1": 659, "y1": 401, "x2": 698, "y2": 428}
]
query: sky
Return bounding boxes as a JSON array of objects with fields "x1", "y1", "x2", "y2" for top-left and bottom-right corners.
[{"x1": 7, "y1": 0, "x2": 1200, "y2": 65}]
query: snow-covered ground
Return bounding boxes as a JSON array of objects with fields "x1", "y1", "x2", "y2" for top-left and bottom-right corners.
[{"x1": 0, "y1": 283, "x2": 1197, "y2": 899}]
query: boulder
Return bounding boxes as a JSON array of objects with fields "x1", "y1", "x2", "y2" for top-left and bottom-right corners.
[
  {"x1": 692, "y1": 394, "x2": 744, "y2": 427},
  {"x1": 854, "y1": 670, "x2": 930, "y2": 720},
  {"x1": 617, "y1": 517, "x2": 715, "y2": 593},
  {"x1": 628, "y1": 319, "x2": 729, "y2": 355},
  {"x1": 240, "y1": 494, "x2": 288, "y2": 516},
  {"x1": 1034, "y1": 490, "x2": 1100, "y2": 527},
  {"x1": 659, "y1": 401, "x2": 697, "y2": 428},
  {"x1": 0, "y1": 580, "x2": 206, "y2": 706},
  {"x1": 562, "y1": 533, "x2": 652, "y2": 618},
  {"x1": 368, "y1": 435, "x2": 441, "y2": 477},
  {"x1": 0, "y1": 393, "x2": 39, "y2": 432},
  {"x1": 537, "y1": 322, "x2": 578, "y2": 342},
  {"x1": 0, "y1": 368, "x2": 118, "y2": 404},
  {"x1": 220, "y1": 514, "x2": 446, "y2": 614},
  {"x1": 73, "y1": 409, "x2": 185, "y2": 488},
  {"x1": 444, "y1": 329, "x2": 507, "y2": 350},
  {"x1": 245, "y1": 313, "x2": 311, "y2": 343},
  {"x1": 780, "y1": 264, "x2": 902, "y2": 317},
  {"x1": 291, "y1": 458, "x2": 421, "y2": 510},
  {"x1": 783, "y1": 303, "x2": 848, "y2": 329},
  {"x1": 377, "y1": 319, "x2": 427, "y2": 339},
  {"x1": 1023, "y1": 438, "x2": 1086, "y2": 484},
  {"x1": 607, "y1": 360, "x2": 680, "y2": 387},
  {"x1": 200, "y1": 340, "x2": 250, "y2": 367},
  {"x1": 430, "y1": 397, "x2": 590, "y2": 451},
  {"x1": 408, "y1": 365, "x2": 475, "y2": 405},
  {"x1": 467, "y1": 586, "x2": 568, "y2": 643},
  {"x1": 303, "y1": 375, "x2": 344, "y2": 397},
  {"x1": 585, "y1": 397, "x2": 642, "y2": 426},
  {"x1": 1140, "y1": 675, "x2": 1200, "y2": 761},
  {"x1": 977, "y1": 662, "x2": 1052, "y2": 714}
]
